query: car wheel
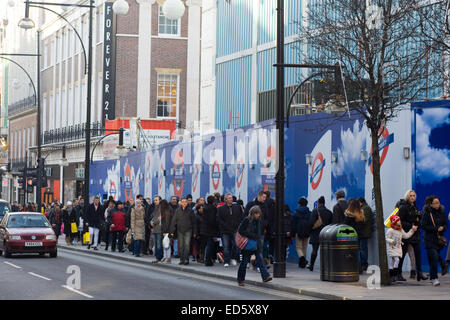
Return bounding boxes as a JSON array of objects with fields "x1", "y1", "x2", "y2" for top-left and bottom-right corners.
[{"x1": 50, "y1": 251, "x2": 57, "y2": 258}]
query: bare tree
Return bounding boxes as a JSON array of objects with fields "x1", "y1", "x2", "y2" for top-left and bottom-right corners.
[{"x1": 298, "y1": 0, "x2": 444, "y2": 285}]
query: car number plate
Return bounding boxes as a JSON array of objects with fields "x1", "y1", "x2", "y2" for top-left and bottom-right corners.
[{"x1": 25, "y1": 242, "x2": 43, "y2": 247}]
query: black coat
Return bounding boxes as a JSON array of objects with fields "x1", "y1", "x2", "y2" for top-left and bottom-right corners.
[
  {"x1": 397, "y1": 200, "x2": 421, "y2": 244},
  {"x1": 47, "y1": 208, "x2": 63, "y2": 235},
  {"x1": 309, "y1": 205, "x2": 333, "y2": 244},
  {"x1": 170, "y1": 206, "x2": 198, "y2": 235},
  {"x1": 332, "y1": 200, "x2": 348, "y2": 224},
  {"x1": 62, "y1": 208, "x2": 78, "y2": 236},
  {"x1": 217, "y1": 203, "x2": 243, "y2": 235},
  {"x1": 421, "y1": 205, "x2": 448, "y2": 250},
  {"x1": 245, "y1": 198, "x2": 269, "y2": 235},
  {"x1": 85, "y1": 203, "x2": 105, "y2": 229},
  {"x1": 293, "y1": 206, "x2": 311, "y2": 239},
  {"x1": 199, "y1": 204, "x2": 220, "y2": 237}
]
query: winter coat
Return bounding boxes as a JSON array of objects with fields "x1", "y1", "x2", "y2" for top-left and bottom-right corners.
[
  {"x1": 265, "y1": 197, "x2": 277, "y2": 235},
  {"x1": 359, "y1": 204, "x2": 374, "y2": 239},
  {"x1": 397, "y1": 199, "x2": 421, "y2": 244},
  {"x1": 332, "y1": 199, "x2": 348, "y2": 224},
  {"x1": 217, "y1": 203, "x2": 243, "y2": 235},
  {"x1": 421, "y1": 205, "x2": 448, "y2": 250},
  {"x1": 386, "y1": 227, "x2": 415, "y2": 257},
  {"x1": 293, "y1": 206, "x2": 311, "y2": 239},
  {"x1": 131, "y1": 206, "x2": 146, "y2": 241},
  {"x1": 238, "y1": 216, "x2": 261, "y2": 253},
  {"x1": 160, "y1": 207, "x2": 173, "y2": 235},
  {"x1": 109, "y1": 210, "x2": 126, "y2": 232},
  {"x1": 170, "y1": 206, "x2": 198, "y2": 235},
  {"x1": 200, "y1": 204, "x2": 220, "y2": 237},
  {"x1": 85, "y1": 203, "x2": 105, "y2": 229},
  {"x1": 62, "y1": 208, "x2": 78, "y2": 236},
  {"x1": 150, "y1": 205, "x2": 162, "y2": 234},
  {"x1": 343, "y1": 209, "x2": 365, "y2": 238},
  {"x1": 283, "y1": 210, "x2": 295, "y2": 245},
  {"x1": 308, "y1": 205, "x2": 333, "y2": 244},
  {"x1": 47, "y1": 208, "x2": 63, "y2": 236}
]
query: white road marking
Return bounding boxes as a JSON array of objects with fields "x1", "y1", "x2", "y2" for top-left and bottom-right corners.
[
  {"x1": 4, "y1": 261, "x2": 22, "y2": 269},
  {"x1": 62, "y1": 285, "x2": 94, "y2": 299},
  {"x1": 28, "y1": 272, "x2": 51, "y2": 281}
]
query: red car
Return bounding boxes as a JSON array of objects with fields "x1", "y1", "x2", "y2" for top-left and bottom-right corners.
[{"x1": 0, "y1": 212, "x2": 57, "y2": 258}]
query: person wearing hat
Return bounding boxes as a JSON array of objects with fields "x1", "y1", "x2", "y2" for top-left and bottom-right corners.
[
  {"x1": 62, "y1": 201, "x2": 78, "y2": 245},
  {"x1": 386, "y1": 215, "x2": 418, "y2": 282}
]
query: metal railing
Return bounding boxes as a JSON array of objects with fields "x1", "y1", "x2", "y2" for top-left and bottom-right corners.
[
  {"x1": 8, "y1": 95, "x2": 36, "y2": 116},
  {"x1": 10, "y1": 157, "x2": 33, "y2": 171},
  {"x1": 41, "y1": 121, "x2": 102, "y2": 145}
]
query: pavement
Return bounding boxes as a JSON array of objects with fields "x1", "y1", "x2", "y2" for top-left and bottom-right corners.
[{"x1": 57, "y1": 238, "x2": 450, "y2": 300}]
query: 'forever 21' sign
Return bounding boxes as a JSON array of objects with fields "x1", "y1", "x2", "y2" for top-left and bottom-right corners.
[{"x1": 102, "y1": 2, "x2": 116, "y2": 125}]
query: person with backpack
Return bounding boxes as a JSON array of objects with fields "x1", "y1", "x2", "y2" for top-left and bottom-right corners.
[
  {"x1": 293, "y1": 197, "x2": 311, "y2": 268},
  {"x1": 308, "y1": 196, "x2": 332, "y2": 271}
]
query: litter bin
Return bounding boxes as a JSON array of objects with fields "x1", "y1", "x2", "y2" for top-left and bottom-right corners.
[{"x1": 319, "y1": 224, "x2": 359, "y2": 282}]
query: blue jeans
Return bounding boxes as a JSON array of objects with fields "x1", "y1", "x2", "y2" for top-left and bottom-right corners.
[
  {"x1": 204, "y1": 236, "x2": 216, "y2": 265},
  {"x1": 427, "y1": 248, "x2": 439, "y2": 280},
  {"x1": 133, "y1": 239, "x2": 141, "y2": 256},
  {"x1": 359, "y1": 238, "x2": 369, "y2": 270},
  {"x1": 154, "y1": 233, "x2": 163, "y2": 261},
  {"x1": 238, "y1": 250, "x2": 270, "y2": 282},
  {"x1": 222, "y1": 233, "x2": 238, "y2": 264},
  {"x1": 173, "y1": 239, "x2": 178, "y2": 256},
  {"x1": 178, "y1": 231, "x2": 192, "y2": 262}
]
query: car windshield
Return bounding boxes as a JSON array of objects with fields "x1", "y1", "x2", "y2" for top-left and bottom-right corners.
[{"x1": 7, "y1": 215, "x2": 50, "y2": 228}]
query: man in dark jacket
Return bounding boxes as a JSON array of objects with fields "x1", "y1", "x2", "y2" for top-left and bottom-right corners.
[
  {"x1": 137, "y1": 194, "x2": 152, "y2": 255},
  {"x1": 170, "y1": 197, "x2": 198, "y2": 265},
  {"x1": 48, "y1": 204, "x2": 62, "y2": 239},
  {"x1": 202, "y1": 196, "x2": 220, "y2": 266},
  {"x1": 293, "y1": 197, "x2": 311, "y2": 268},
  {"x1": 84, "y1": 196, "x2": 105, "y2": 250},
  {"x1": 217, "y1": 193, "x2": 243, "y2": 267},
  {"x1": 308, "y1": 196, "x2": 332, "y2": 271},
  {"x1": 332, "y1": 190, "x2": 348, "y2": 224},
  {"x1": 358, "y1": 197, "x2": 374, "y2": 272}
]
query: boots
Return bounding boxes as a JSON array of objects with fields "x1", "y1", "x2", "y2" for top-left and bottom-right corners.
[
  {"x1": 308, "y1": 254, "x2": 317, "y2": 272},
  {"x1": 395, "y1": 268, "x2": 407, "y2": 281},
  {"x1": 417, "y1": 271, "x2": 428, "y2": 281},
  {"x1": 390, "y1": 269, "x2": 396, "y2": 283},
  {"x1": 298, "y1": 256, "x2": 308, "y2": 268},
  {"x1": 65, "y1": 236, "x2": 71, "y2": 245},
  {"x1": 441, "y1": 261, "x2": 448, "y2": 276},
  {"x1": 264, "y1": 258, "x2": 271, "y2": 269},
  {"x1": 410, "y1": 270, "x2": 416, "y2": 279}
]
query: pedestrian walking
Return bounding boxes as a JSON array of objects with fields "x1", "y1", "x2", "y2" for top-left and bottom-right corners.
[
  {"x1": 308, "y1": 196, "x2": 332, "y2": 271},
  {"x1": 62, "y1": 201, "x2": 77, "y2": 245},
  {"x1": 131, "y1": 199, "x2": 146, "y2": 257},
  {"x1": 108, "y1": 201, "x2": 127, "y2": 252},
  {"x1": 397, "y1": 189, "x2": 428, "y2": 281},
  {"x1": 103, "y1": 200, "x2": 116, "y2": 251},
  {"x1": 237, "y1": 205, "x2": 272, "y2": 286},
  {"x1": 150, "y1": 196, "x2": 163, "y2": 263},
  {"x1": 217, "y1": 193, "x2": 243, "y2": 267},
  {"x1": 84, "y1": 196, "x2": 104, "y2": 250},
  {"x1": 293, "y1": 197, "x2": 311, "y2": 268},
  {"x1": 422, "y1": 196, "x2": 448, "y2": 286},
  {"x1": 332, "y1": 189, "x2": 348, "y2": 224},
  {"x1": 158, "y1": 199, "x2": 173, "y2": 263},
  {"x1": 282, "y1": 204, "x2": 295, "y2": 261},
  {"x1": 170, "y1": 197, "x2": 198, "y2": 265},
  {"x1": 386, "y1": 215, "x2": 418, "y2": 282},
  {"x1": 358, "y1": 197, "x2": 374, "y2": 273},
  {"x1": 169, "y1": 196, "x2": 180, "y2": 257},
  {"x1": 47, "y1": 204, "x2": 62, "y2": 239},
  {"x1": 203, "y1": 195, "x2": 220, "y2": 266}
]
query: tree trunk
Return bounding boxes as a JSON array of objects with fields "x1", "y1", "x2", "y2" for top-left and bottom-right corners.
[{"x1": 370, "y1": 127, "x2": 391, "y2": 286}]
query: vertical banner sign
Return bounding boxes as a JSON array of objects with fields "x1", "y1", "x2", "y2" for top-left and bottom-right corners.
[{"x1": 102, "y1": 2, "x2": 116, "y2": 125}]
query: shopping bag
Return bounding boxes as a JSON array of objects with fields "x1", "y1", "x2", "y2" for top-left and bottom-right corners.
[
  {"x1": 71, "y1": 222, "x2": 78, "y2": 233},
  {"x1": 163, "y1": 234, "x2": 170, "y2": 249},
  {"x1": 126, "y1": 229, "x2": 133, "y2": 244},
  {"x1": 384, "y1": 208, "x2": 399, "y2": 228},
  {"x1": 83, "y1": 232, "x2": 91, "y2": 244}
]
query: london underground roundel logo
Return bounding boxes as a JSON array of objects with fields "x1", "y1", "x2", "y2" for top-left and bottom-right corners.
[
  {"x1": 369, "y1": 126, "x2": 394, "y2": 175},
  {"x1": 109, "y1": 182, "x2": 117, "y2": 200},
  {"x1": 211, "y1": 161, "x2": 221, "y2": 190},
  {"x1": 310, "y1": 152, "x2": 325, "y2": 190}
]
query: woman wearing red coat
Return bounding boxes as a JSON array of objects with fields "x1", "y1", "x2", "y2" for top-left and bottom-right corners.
[{"x1": 108, "y1": 201, "x2": 127, "y2": 252}]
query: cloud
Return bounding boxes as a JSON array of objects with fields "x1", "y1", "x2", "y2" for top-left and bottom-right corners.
[{"x1": 415, "y1": 108, "x2": 450, "y2": 185}]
